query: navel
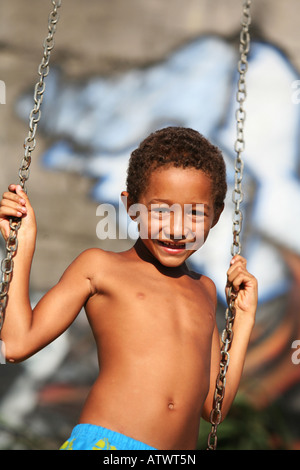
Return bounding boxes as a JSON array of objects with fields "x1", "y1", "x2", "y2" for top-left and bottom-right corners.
[
  {"x1": 168, "y1": 402, "x2": 175, "y2": 410},
  {"x1": 137, "y1": 292, "x2": 146, "y2": 300}
]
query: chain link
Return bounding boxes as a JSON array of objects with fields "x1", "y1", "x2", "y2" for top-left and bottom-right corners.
[
  {"x1": 207, "y1": 0, "x2": 251, "y2": 450},
  {"x1": 0, "y1": 0, "x2": 62, "y2": 333}
]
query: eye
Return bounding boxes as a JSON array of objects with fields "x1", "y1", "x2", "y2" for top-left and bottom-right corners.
[
  {"x1": 185, "y1": 204, "x2": 207, "y2": 218},
  {"x1": 186, "y1": 209, "x2": 205, "y2": 218},
  {"x1": 150, "y1": 205, "x2": 170, "y2": 218},
  {"x1": 192, "y1": 209, "x2": 204, "y2": 216}
]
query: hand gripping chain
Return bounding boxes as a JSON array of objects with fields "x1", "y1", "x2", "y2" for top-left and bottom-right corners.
[
  {"x1": 207, "y1": 0, "x2": 251, "y2": 450},
  {"x1": 0, "y1": 1, "x2": 62, "y2": 333}
]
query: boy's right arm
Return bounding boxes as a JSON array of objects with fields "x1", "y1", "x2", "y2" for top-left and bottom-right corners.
[{"x1": 0, "y1": 185, "x2": 94, "y2": 362}]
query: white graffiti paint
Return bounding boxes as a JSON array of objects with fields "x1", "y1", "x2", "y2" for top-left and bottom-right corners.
[{"x1": 16, "y1": 36, "x2": 300, "y2": 305}]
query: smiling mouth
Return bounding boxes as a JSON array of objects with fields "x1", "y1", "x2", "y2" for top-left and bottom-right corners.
[{"x1": 157, "y1": 240, "x2": 187, "y2": 250}]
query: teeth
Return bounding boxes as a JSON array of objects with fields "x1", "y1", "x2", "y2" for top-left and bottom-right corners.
[{"x1": 160, "y1": 241, "x2": 184, "y2": 248}]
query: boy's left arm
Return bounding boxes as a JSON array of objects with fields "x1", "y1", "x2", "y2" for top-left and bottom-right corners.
[{"x1": 202, "y1": 255, "x2": 258, "y2": 421}]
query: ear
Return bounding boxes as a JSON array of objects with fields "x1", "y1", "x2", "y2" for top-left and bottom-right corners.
[
  {"x1": 211, "y1": 204, "x2": 224, "y2": 228},
  {"x1": 121, "y1": 191, "x2": 129, "y2": 208},
  {"x1": 121, "y1": 191, "x2": 136, "y2": 221}
]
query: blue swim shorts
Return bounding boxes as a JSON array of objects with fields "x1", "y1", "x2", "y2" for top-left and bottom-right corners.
[{"x1": 60, "y1": 423, "x2": 157, "y2": 450}]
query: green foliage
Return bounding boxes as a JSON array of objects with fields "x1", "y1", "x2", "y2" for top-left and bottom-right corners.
[{"x1": 198, "y1": 393, "x2": 291, "y2": 450}]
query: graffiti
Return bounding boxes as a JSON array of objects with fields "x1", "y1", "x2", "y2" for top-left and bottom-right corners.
[
  {"x1": 7, "y1": 35, "x2": 300, "y2": 448},
  {"x1": 16, "y1": 37, "x2": 300, "y2": 299}
]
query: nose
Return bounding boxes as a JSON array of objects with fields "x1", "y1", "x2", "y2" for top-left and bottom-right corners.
[
  {"x1": 171, "y1": 212, "x2": 185, "y2": 240},
  {"x1": 163, "y1": 206, "x2": 187, "y2": 240}
]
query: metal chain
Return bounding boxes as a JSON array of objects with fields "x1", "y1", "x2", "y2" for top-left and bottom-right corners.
[
  {"x1": 0, "y1": 0, "x2": 62, "y2": 333},
  {"x1": 0, "y1": 0, "x2": 251, "y2": 447},
  {"x1": 207, "y1": 0, "x2": 251, "y2": 450}
]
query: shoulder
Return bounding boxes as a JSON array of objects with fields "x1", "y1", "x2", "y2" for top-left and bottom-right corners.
[
  {"x1": 200, "y1": 274, "x2": 216, "y2": 290},
  {"x1": 62, "y1": 248, "x2": 117, "y2": 278},
  {"x1": 188, "y1": 265, "x2": 216, "y2": 293},
  {"x1": 72, "y1": 247, "x2": 131, "y2": 277},
  {"x1": 62, "y1": 248, "x2": 119, "y2": 294},
  {"x1": 75, "y1": 247, "x2": 111, "y2": 262},
  {"x1": 71, "y1": 247, "x2": 119, "y2": 271},
  {"x1": 199, "y1": 274, "x2": 218, "y2": 306}
]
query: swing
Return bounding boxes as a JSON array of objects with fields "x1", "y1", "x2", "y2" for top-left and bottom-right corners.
[
  {"x1": 207, "y1": 1, "x2": 251, "y2": 450},
  {"x1": 0, "y1": 0, "x2": 62, "y2": 329},
  {"x1": 0, "y1": 0, "x2": 252, "y2": 451}
]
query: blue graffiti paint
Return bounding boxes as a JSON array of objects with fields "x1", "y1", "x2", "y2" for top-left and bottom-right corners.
[{"x1": 15, "y1": 36, "x2": 300, "y2": 305}]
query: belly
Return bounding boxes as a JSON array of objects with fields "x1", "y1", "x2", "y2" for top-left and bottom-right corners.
[
  {"x1": 83, "y1": 293, "x2": 214, "y2": 449},
  {"x1": 79, "y1": 343, "x2": 210, "y2": 450}
]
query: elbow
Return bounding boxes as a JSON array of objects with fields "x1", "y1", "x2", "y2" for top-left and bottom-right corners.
[
  {"x1": 2, "y1": 341, "x2": 28, "y2": 364},
  {"x1": 201, "y1": 409, "x2": 212, "y2": 423},
  {"x1": 6, "y1": 356, "x2": 26, "y2": 364}
]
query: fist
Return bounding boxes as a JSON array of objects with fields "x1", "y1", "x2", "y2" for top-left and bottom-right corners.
[
  {"x1": 226, "y1": 255, "x2": 258, "y2": 319},
  {"x1": 0, "y1": 184, "x2": 36, "y2": 241}
]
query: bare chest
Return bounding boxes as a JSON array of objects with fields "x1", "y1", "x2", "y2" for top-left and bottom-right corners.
[
  {"x1": 135, "y1": 277, "x2": 213, "y2": 327},
  {"x1": 87, "y1": 267, "x2": 215, "y2": 348}
]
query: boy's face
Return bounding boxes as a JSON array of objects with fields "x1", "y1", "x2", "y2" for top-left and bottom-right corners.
[{"x1": 126, "y1": 166, "x2": 222, "y2": 268}]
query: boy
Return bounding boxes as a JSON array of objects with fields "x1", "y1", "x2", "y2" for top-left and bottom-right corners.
[{"x1": 0, "y1": 127, "x2": 257, "y2": 450}]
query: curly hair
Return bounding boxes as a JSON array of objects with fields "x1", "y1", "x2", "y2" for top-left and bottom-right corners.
[{"x1": 126, "y1": 127, "x2": 227, "y2": 212}]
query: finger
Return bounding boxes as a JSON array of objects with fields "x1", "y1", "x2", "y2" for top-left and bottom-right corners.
[
  {"x1": 2, "y1": 191, "x2": 26, "y2": 205},
  {"x1": 2, "y1": 190, "x2": 26, "y2": 206},
  {"x1": 10, "y1": 184, "x2": 28, "y2": 202},
  {"x1": 1, "y1": 193, "x2": 27, "y2": 211},
  {"x1": 230, "y1": 273, "x2": 247, "y2": 291},
  {"x1": 230, "y1": 255, "x2": 247, "y2": 266},
  {"x1": 0, "y1": 204, "x2": 25, "y2": 218},
  {"x1": 0, "y1": 199, "x2": 27, "y2": 214},
  {"x1": 15, "y1": 184, "x2": 28, "y2": 201},
  {"x1": 227, "y1": 263, "x2": 245, "y2": 280},
  {"x1": 227, "y1": 268, "x2": 256, "y2": 291},
  {"x1": 7, "y1": 183, "x2": 21, "y2": 196},
  {"x1": 227, "y1": 260, "x2": 246, "y2": 280},
  {"x1": 3, "y1": 190, "x2": 21, "y2": 202},
  {"x1": 0, "y1": 193, "x2": 27, "y2": 216}
]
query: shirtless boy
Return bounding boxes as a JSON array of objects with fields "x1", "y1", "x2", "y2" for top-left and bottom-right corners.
[{"x1": 0, "y1": 127, "x2": 257, "y2": 450}]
